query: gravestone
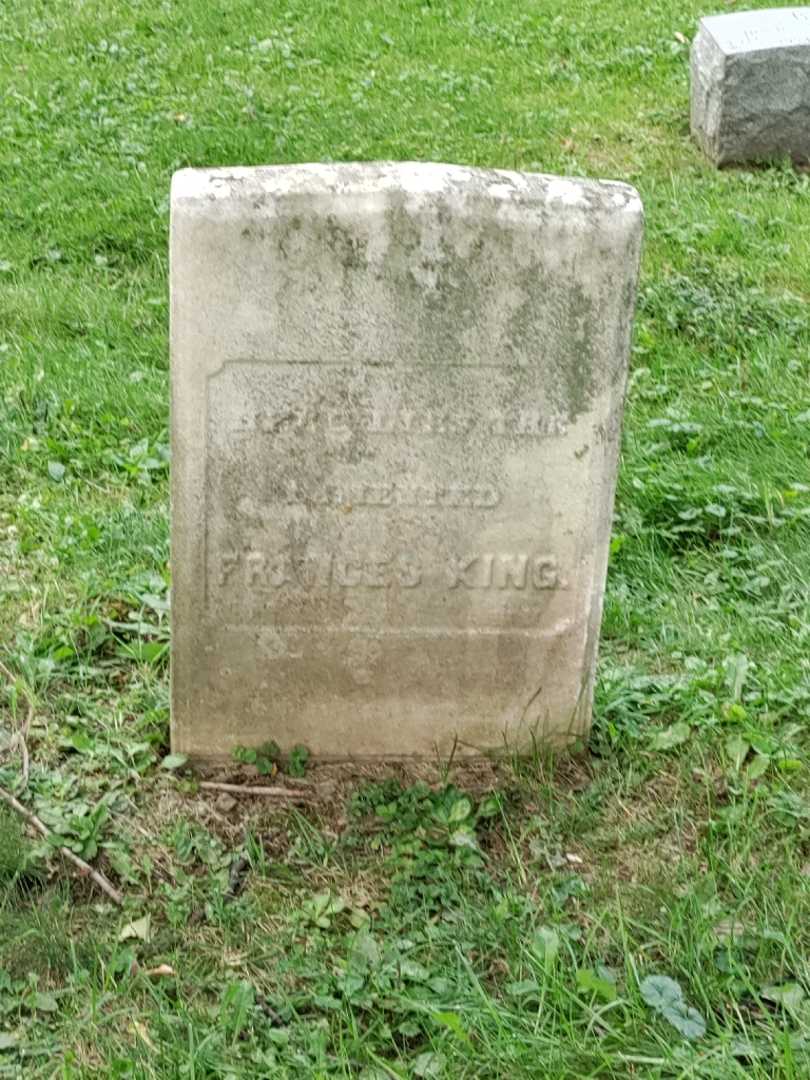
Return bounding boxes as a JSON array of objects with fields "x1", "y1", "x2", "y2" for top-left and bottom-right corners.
[
  {"x1": 691, "y1": 7, "x2": 810, "y2": 166},
  {"x1": 170, "y1": 163, "x2": 643, "y2": 760}
]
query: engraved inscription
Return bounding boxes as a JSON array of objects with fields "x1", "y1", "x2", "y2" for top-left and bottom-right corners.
[
  {"x1": 447, "y1": 554, "x2": 560, "y2": 590},
  {"x1": 237, "y1": 480, "x2": 501, "y2": 512},
  {"x1": 220, "y1": 551, "x2": 423, "y2": 590},
  {"x1": 217, "y1": 551, "x2": 563, "y2": 592},
  {"x1": 231, "y1": 403, "x2": 568, "y2": 439},
  {"x1": 205, "y1": 362, "x2": 573, "y2": 628}
]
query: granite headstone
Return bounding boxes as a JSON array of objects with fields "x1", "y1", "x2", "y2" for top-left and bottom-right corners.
[{"x1": 692, "y1": 8, "x2": 810, "y2": 165}]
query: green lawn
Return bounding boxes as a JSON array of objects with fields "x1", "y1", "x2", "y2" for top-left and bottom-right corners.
[{"x1": 2, "y1": 0, "x2": 810, "y2": 1075}]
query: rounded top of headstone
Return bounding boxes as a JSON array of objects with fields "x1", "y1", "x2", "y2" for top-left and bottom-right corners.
[
  {"x1": 699, "y1": 7, "x2": 810, "y2": 55},
  {"x1": 170, "y1": 161, "x2": 641, "y2": 227}
]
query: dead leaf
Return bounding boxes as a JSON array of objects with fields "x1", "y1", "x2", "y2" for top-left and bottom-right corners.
[
  {"x1": 674, "y1": 31, "x2": 687, "y2": 44},
  {"x1": 118, "y1": 914, "x2": 151, "y2": 943}
]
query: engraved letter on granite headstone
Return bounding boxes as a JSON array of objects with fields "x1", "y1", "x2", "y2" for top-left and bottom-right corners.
[{"x1": 170, "y1": 162, "x2": 643, "y2": 759}]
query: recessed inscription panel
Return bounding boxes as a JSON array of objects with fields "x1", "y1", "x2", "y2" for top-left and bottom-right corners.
[{"x1": 205, "y1": 362, "x2": 573, "y2": 630}]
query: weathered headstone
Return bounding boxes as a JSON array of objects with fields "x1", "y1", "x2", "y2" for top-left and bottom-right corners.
[
  {"x1": 691, "y1": 7, "x2": 810, "y2": 166},
  {"x1": 170, "y1": 163, "x2": 643, "y2": 760}
]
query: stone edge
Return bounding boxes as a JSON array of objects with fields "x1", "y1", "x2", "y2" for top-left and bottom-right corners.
[{"x1": 169, "y1": 161, "x2": 643, "y2": 227}]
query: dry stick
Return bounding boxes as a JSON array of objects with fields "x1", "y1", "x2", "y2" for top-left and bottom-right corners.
[
  {"x1": 0, "y1": 664, "x2": 121, "y2": 903},
  {"x1": 199, "y1": 781, "x2": 310, "y2": 801},
  {"x1": 0, "y1": 784, "x2": 124, "y2": 906}
]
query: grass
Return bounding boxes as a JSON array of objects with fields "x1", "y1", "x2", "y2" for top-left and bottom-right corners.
[{"x1": 1, "y1": 0, "x2": 810, "y2": 1074}]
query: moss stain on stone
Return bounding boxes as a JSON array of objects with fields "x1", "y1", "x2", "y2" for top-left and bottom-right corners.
[{"x1": 505, "y1": 265, "x2": 599, "y2": 424}]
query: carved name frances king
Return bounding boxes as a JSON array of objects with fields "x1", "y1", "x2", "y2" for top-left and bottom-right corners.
[{"x1": 216, "y1": 550, "x2": 564, "y2": 593}]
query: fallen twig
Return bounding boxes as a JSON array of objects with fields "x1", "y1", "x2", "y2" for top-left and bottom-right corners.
[
  {"x1": 199, "y1": 781, "x2": 310, "y2": 801},
  {"x1": 0, "y1": 785, "x2": 124, "y2": 906},
  {"x1": 0, "y1": 665, "x2": 120, "y2": 903}
]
